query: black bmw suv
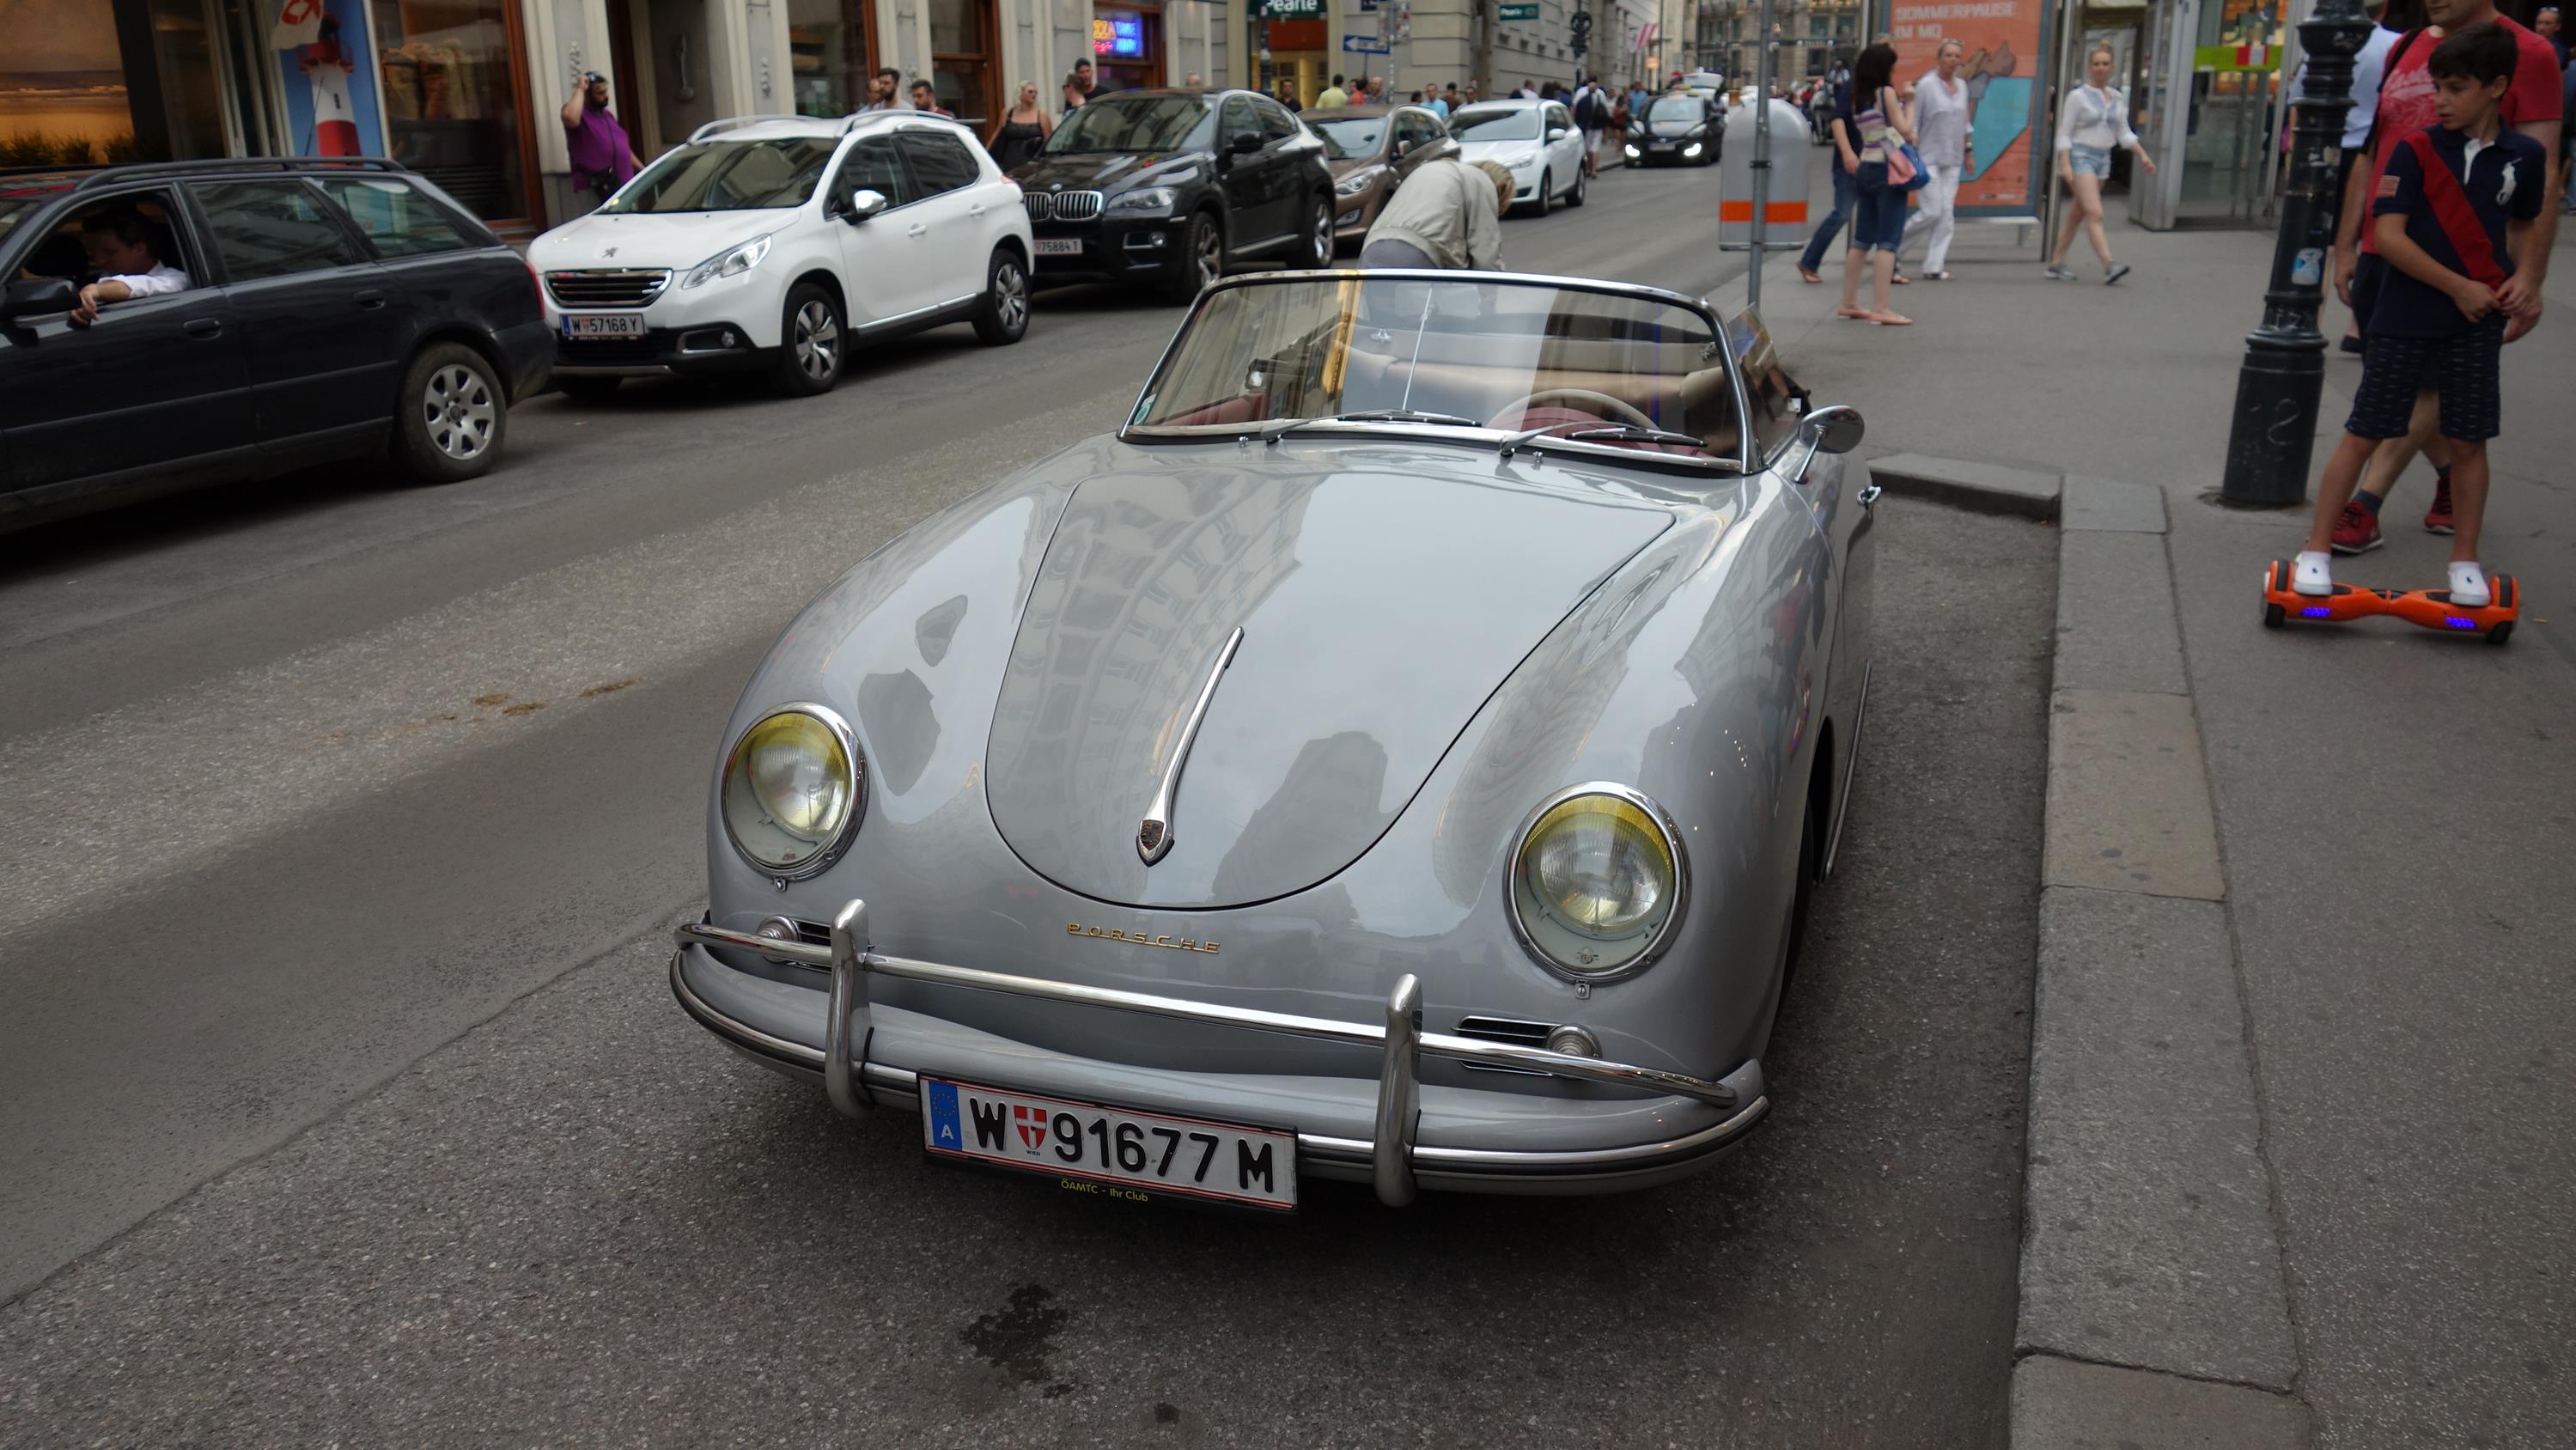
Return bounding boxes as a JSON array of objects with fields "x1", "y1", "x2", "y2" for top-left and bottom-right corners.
[
  {"x1": 1010, "y1": 88, "x2": 1335, "y2": 301},
  {"x1": 0, "y1": 157, "x2": 551, "y2": 533}
]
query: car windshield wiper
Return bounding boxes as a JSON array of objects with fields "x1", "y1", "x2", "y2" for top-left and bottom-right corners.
[
  {"x1": 1497, "y1": 419, "x2": 1707, "y2": 458},
  {"x1": 1255, "y1": 410, "x2": 1482, "y2": 442}
]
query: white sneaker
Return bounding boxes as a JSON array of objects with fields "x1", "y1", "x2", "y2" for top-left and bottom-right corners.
[
  {"x1": 2447, "y1": 561, "x2": 2490, "y2": 607},
  {"x1": 2293, "y1": 551, "x2": 2333, "y2": 597}
]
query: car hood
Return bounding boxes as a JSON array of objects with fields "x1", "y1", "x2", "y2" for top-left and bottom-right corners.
[
  {"x1": 1325, "y1": 153, "x2": 1389, "y2": 178},
  {"x1": 983, "y1": 445, "x2": 1671, "y2": 910},
  {"x1": 1647, "y1": 118, "x2": 1708, "y2": 137},
  {"x1": 527, "y1": 207, "x2": 797, "y2": 266},
  {"x1": 1454, "y1": 137, "x2": 1544, "y2": 164},
  {"x1": 1009, "y1": 150, "x2": 1205, "y2": 195}
]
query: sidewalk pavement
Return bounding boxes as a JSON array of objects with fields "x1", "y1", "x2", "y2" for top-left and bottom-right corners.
[{"x1": 1715, "y1": 206, "x2": 2576, "y2": 1448}]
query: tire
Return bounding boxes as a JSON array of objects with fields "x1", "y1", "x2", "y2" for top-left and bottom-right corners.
[
  {"x1": 1534, "y1": 169, "x2": 1555, "y2": 217},
  {"x1": 1567, "y1": 167, "x2": 1587, "y2": 206},
  {"x1": 972, "y1": 247, "x2": 1030, "y2": 345},
  {"x1": 552, "y1": 374, "x2": 624, "y2": 405},
  {"x1": 1162, "y1": 211, "x2": 1222, "y2": 302},
  {"x1": 2487, "y1": 619, "x2": 2514, "y2": 645},
  {"x1": 1301, "y1": 196, "x2": 1334, "y2": 267},
  {"x1": 393, "y1": 342, "x2": 506, "y2": 484},
  {"x1": 768, "y1": 282, "x2": 844, "y2": 397},
  {"x1": 2262, "y1": 601, "x2": 2286, "y2": 629}
]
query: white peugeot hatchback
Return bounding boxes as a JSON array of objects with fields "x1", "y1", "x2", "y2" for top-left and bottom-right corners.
[{"x1": 529, "y1": 113, "x2": 1033, "y2": 400}]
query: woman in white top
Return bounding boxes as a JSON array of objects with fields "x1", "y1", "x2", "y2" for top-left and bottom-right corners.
[
  {"x1": 2044, "y1": 44, "x2": 2157, "y2": 283},
  {"x1": 1899, "y1": 40, "x2": 1973, "y2": 279}
]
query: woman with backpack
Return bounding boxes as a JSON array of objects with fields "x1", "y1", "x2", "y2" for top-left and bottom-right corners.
[{"x1": 1834, "y1": 42, "x2": 1917, "y2": 325}]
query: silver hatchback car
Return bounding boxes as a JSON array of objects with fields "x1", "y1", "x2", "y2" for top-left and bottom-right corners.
[{"x1": 673, "y1": 271, "x2": 1879, "y2": 1211}]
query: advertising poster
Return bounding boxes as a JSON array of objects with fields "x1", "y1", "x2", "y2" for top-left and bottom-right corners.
[
  {"x1": 1886, "y1": 0, "x2": 2053, "y2": 216},
  {"x1": 272, "y1": 0, "x2": 386, "y2": 157}
]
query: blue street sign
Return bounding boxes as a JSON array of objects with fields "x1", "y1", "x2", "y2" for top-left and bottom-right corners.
[{"x1": 1342, "y1": 34, "x2": 1391, "y2": 52}]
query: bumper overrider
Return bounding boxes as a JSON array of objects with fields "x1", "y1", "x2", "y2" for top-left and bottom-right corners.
[{"x1": 671, "y1": 901, "x2": 1770, "y2": 1206}]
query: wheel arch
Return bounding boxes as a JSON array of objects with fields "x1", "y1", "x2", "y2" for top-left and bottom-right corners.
[{"x1": 405, "y1": 326, "x2": 512, "y2": 401}]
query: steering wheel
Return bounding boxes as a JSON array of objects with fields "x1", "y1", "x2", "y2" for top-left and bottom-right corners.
[{"x1": 1488, "y1": 388, "x2": 1657, "y2": 431}]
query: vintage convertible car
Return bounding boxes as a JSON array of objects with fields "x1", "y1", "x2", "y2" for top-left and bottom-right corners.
[{"x1": 672, "y1": 271, "x2": 1879, "y2": 1210}]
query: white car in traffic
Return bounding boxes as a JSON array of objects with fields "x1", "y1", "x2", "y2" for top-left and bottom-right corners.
[
  {"x1": 1446, "y1": 98, "x2": 1587, "y2": 216},
  {"x1": 528, "y1": 112, "x2": 1033, "y2": 400}
]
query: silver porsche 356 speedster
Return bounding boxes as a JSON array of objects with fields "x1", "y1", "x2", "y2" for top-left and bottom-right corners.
[{"x1": 672, "y1": 270, "x2": 1878, "y2": 1210}]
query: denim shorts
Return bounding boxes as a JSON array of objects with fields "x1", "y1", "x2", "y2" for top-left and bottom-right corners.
[
  {"x1": 1848, "y1": 165, "x2": 1908, "y2": 252},
  {"x1": 2067, "y1": 143, "x2": 2113, "y2": 178}
]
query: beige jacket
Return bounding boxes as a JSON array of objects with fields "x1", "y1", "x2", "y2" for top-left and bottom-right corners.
[{"x1": 1360, "y1": 158, "x2": 1505, "y2": 271}]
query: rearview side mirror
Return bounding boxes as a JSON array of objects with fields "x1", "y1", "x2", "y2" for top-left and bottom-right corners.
[
  {"x1": 3, "y1": 277, "x2": 76, "y2": 324},
  {"x1": 1545, "y1": 126, "x2": 1569, "y2": 142},
  {"x1": 1229, "y1": 130, "x2": 1264, "y2": 155},
  {"x1": 1805, "y1": 403, "x2": 1865, "y2": 455},
  {"x1": 842, "y1": 187, "x2": 888, "y2": 223}
]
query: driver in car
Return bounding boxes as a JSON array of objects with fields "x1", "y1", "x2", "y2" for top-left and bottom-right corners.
[{"x1": 70, "y1": 207, "x2": 191, "y2": 326}]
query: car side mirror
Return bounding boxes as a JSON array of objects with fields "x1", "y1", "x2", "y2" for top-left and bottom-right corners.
[
  {"x1": 1806, "y1": 403, "x2": 1865, "y2": 455},
  {"x1": 842, "y1": 187, "x2": 887, "y2": 223},
  {"x1": 1229, "y1": 130, "x2": 1264, "y2": 155},
  {"x1": 1545, "y1": 126, "x2": 1568, "y2": 142},
  {"x1": 3, "y1": 277, "x2": 76, "y2": 324}
]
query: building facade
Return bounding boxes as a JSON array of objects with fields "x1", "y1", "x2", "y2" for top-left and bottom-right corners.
[{"x1": 1695, "y1": 0, "x2": 1864, "y2": 86}]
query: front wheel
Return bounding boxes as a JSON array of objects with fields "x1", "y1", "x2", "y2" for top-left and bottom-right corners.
[
  {"x1": 1162, "y1": 212, "x2": 1223, "y2": 302},
  {"x1": 1533, "y1": 169, "x2": 1555, "y2": 217},
  {"x1": 972, "y1": 248, "x2": 1030, "y2": 345},
  {"x1": 768, "y1": 283, "x2": 843, "y2": 397},
  {"x1": 393, "y1": 343, "x2": 506, "y2": 484},
  {"x1": 1566, "y1": 167, "x2": 1587, "y2": 206},
  {"x1": 1302, "y1": 196, "x2": 1334, "y2": 267}
]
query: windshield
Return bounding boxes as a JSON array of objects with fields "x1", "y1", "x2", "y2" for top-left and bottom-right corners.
[
  {"x1": 1044, "y1": 96, "x2": 1214, "y2": 154},
  {"x1": 600, "y1": 137, "x2": 837, "y2": 213},
  {"x1": 1128, "y1": 277, "x2": 1741, "y2": 466},
  {"x1": 1309, "y1": 116, "x2": 1388, "y2": 160},
  {"x1": 1448, "y1": 106, "x2": 1541, "y2": 143},
  {"x1": 1648, "y1": 95, "x2": 1706, "y2": 125}
]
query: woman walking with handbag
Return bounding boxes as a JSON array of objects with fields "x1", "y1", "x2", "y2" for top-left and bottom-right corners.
[
  {"x1": 1835, "y1": 42, "x2": 1918, "y2": 325},
  {"x1": 987, "y1": 82, "x2": 1052, "y2": 172},
  {"x1": 2044, "y1": 44, "x2": 2158, "y2": 283}
]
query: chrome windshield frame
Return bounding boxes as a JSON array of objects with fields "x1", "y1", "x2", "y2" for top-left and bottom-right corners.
[{"x1": 1119, "y1": 269, "x2": 1759, "y2": 475}]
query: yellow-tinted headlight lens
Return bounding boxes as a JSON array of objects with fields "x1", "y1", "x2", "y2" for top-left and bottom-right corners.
[
  {"x1": 721, "y1": 709, "x2": 858, "y2": 874},
  {"x1": 1524, "y1": 795, "x2": 1673, "y2": 937}
]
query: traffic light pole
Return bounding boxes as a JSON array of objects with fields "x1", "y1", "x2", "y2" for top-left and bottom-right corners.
[{"x1": 2216, "y1": 0, "x2": 2373, "y2": 506}]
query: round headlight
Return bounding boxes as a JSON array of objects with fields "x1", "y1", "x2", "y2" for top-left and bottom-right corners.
[
  {"x1": 1507, "y1": 785, "x2": 1685, "y2": 980},
  {"x1": 721, "y1": 704, "x2": 863, "y2": 878}
]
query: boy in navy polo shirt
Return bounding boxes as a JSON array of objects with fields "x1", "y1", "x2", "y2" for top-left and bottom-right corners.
[{"x1": 2298, "y1": 22, "x2": 2545, "y2": 606}]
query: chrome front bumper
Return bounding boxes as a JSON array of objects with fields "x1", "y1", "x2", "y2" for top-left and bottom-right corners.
[{"x1": 672, "y1": 899, "x2": 1769, "y2": 1205}]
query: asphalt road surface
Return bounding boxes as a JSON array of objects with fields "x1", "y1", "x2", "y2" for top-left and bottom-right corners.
[{"x1": 0, "y1": 155, "x2": 2055, "y2": 1446}]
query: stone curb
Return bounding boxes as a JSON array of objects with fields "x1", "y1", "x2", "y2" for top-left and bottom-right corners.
[{"x1": 1870, "y1": 459, "x2": 2311, "y2": 1448}]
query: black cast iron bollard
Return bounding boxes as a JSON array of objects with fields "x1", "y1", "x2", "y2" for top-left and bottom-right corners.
[{"x1": 2218, "y1": 0, "x2": 2378, "y2": 507}]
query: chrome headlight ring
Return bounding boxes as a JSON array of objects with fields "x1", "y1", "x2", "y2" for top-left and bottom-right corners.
[
  {"x1": 1504, "y1": 782, "x2": 1690, "y2": 984},
  {"x1": 719, "y1": 702, "x2": 867, "y2": 883}
]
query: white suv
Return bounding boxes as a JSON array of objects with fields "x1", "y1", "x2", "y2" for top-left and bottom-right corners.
[{"x1": 529, "y1": 113, "x2": 1033, "y2": 399}]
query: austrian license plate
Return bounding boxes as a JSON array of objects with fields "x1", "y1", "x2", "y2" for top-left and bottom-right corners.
[
  {"x1": 1650, "y1": 142, "x2": 1675, "y2": 150},
  {"x1": 563, "y1": 313, "x2": 645, "y2": 337},
  {"x1": 922, "y1": 1078, "x2": 1297, "y2": 1211},
  {"x1": 1033, "y1": 237, "x2": 1082, "y2": 258}
]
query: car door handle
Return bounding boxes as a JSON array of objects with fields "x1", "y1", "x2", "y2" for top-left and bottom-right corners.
[
  {"x1": 182, "y1": 318, "x2": 223, "y2": 339},
  {"x1": 967, "y1": 203, "x2": 985, "y2": 217},
  {"x1": 353, "y1": 289, "x2": 387, "y2": 308},
  {"x1": 906, "y1": 222, "x2": 928, "y2": 238},
  {"x1": 1857, "y1": 482, "x2": 1883, "y2": 510}
]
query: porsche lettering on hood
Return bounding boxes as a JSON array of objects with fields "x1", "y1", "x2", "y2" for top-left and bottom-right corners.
[{"x1": 983, "y1": 455, "x2": 1671, "y2": 909}]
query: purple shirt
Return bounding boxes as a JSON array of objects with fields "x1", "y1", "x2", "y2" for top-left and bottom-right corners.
[{"x1": 566, "y1": 103, "x2": 635, "y2": 186}]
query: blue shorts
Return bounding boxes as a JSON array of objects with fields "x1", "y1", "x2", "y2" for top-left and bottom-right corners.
[
  {"x1": 2067, "y1": 143, "x2": 2112, "y2": 178},
  {"x1": 2346, "y1": 316, "x2": 2505, "y2": 442},
  {"x1": 1848, "y1": 166, "x2": 1908, "y2": 252}
]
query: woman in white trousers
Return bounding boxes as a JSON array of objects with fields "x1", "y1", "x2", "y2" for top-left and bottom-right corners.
[{"x1": 1900, "y1": 40, "x2": 1972, "y2": 278}]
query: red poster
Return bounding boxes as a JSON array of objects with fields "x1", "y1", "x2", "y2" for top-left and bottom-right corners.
[{"x1": 1886, "y1": 0, "x2": 2050, "y2": 214}]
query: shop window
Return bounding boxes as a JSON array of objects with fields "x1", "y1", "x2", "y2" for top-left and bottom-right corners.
[
  {"x1": 191, "y1": 180, "x2": 368, "y2": 282},
  {"x1": 316, "y1": 176, "x2": 476, "y2": 255},
  {"x1": 370, "y1": 0, "x2": 538, "y2": 226},
  {"x1": 789, "y1": 0, "x2": 878, "y2": 117},
  {"x1": 927, "y1": 0, "x2": 999, "y2": 128}
]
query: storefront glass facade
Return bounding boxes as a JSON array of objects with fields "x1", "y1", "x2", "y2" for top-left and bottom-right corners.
[
  {"x1": 370, "y1": 0, "x2": 539, "y2": 226},
  {"x1": 789, "y1": 0, "x2": 879, "y2": 115}
]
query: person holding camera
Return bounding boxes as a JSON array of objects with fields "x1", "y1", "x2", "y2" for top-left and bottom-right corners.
[{"x1": 561, "y1": 70, "x2": 643, "y2": 202}]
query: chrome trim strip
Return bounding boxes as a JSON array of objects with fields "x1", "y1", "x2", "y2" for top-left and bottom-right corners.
[
  {"x1": 853, "y1": 293, "x2": 983, "y2": 336},
  {"x1": 672, "y1": 943, "x2": 1767, "y2": 1179},
  {"x1": 1138, "y1": 625, "x2": 1242, "y2": 864},
  {"x1": 1823, "y1": 659, "x2": 1873, "y2": 879},
  {"x1": 1501, "y1": 782, "x2": 1691, "y2": 985}
]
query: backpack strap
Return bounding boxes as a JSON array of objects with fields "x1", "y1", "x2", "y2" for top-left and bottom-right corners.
[{"x1": 2399, "y1": 130, "x2": 2508, "y2": 287}]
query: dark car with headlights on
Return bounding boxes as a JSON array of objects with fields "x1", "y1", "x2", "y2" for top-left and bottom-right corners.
[
  {"x1": 1626, "y1": 93, "x2": 1724, "y2": 167},
  {"x1": 1307, "y1": 104, "x2": 1459, "y2": 248},
  {"x1": 1008, "y1": 88, "x2": 1333, "y2": 301},
  {"x1": 0, "y1": 157, "x2": 549, "y2": 533}
]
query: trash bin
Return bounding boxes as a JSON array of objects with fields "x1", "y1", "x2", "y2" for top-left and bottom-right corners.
[{"x1": 1719, "y1": 98, "x2": 1816, "y2": 248}]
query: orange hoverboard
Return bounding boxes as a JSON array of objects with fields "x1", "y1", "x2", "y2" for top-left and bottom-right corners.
[{"x1": 2260, "y1": 558, "x2": 2520, "y2": 644}]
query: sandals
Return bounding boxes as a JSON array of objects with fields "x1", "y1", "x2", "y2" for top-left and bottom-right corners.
[
  {"x1": 1921, "y1": 270, "x2": 1954, "y2": 281},
  {"x1": 1835, "y1": 305, "x2": 1873, "y2": 320},
  {"x1": 1867, "y1": 311, "x2": 1914, "y2": 326},
  {"x1": 1799, "y1": 267, "x2": 1824, "y2": 284}
]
